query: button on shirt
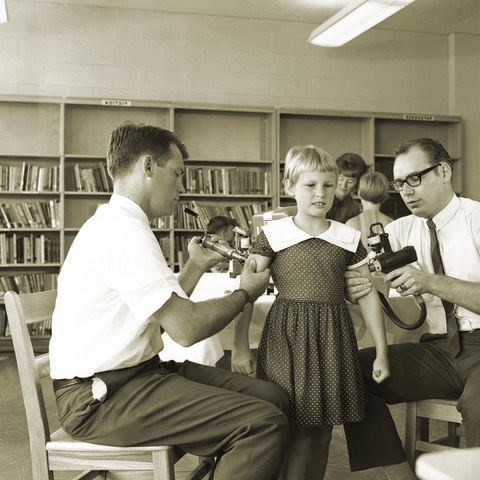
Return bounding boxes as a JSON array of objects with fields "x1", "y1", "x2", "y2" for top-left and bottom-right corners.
[
  {"x1": 49, "y1": 195, "x2": 187, "y2": 379},
  {"x1": 385, "y1": 196, "x2": 480, "y2": 334}
]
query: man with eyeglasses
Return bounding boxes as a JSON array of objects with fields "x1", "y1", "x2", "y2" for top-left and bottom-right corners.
[{"x1": 343, "y1": 137, "x2": 480, "y2": 480}]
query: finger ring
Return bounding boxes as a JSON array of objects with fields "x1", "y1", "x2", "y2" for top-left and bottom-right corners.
[{"x1": 399, "y1": 284, "x2": 407, "y2": 291}]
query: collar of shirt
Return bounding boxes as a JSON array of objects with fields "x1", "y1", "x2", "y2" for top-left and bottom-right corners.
[
  {"x1": 108, "y1": 194, "x2": 150, "y2": 225},
  {"x1": 427, "y1": 195, "x2": 460, "y2": 230},
  {"x1": 261, "y1": 216, "x2": 360, "y2": 253}
]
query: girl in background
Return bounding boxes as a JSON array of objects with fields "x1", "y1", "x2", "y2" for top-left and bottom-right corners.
[
  {"x1": 346, "y1": 171, "x2": 393, "y2": 253},
  {"x1": 233, "y1": 145, "x2": 390, "y2": 480}
]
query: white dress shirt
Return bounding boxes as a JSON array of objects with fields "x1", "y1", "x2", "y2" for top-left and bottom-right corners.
[
  {"x1": 50, "y1": 194, "x2": 187, "y2": 379},
  {"x1": 386, "y1": 195, "x2": 480, "y2": 334}
]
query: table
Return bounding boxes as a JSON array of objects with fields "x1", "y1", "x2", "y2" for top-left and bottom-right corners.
[
  {"x1": 415, "y1": 447, "x2": 480, "y2": 480},
  {"x1": 160, "y1": 272, "x2": 430, "y2": 365}
]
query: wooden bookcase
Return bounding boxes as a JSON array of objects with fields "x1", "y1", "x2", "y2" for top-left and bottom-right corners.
[
  {"x1": 277, "y1": 109, "x2": 462, "y2": 219},
  {"x1": 0, "y1": 95, "x2": 462, "y2": 351}
]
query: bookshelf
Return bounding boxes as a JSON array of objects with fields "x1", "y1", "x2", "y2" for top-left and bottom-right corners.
[
  {"x1": 172, "y1": 104, "x2": 276, "y2": 267},
  {"x1": 277, "y1": 109, "x2": 462, "y2": 219},
  {"x1": 0, "y1": 95, "x2": 462, "y2": 351}
]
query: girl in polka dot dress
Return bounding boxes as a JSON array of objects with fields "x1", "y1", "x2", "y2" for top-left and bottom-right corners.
[{"x1": 233, "y1": 145, "x2": 390, "y2": 480}]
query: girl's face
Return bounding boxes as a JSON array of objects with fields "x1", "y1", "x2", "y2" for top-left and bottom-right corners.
[{"x1": 289, "y1": 170, "x2": 337, "y2": 218}]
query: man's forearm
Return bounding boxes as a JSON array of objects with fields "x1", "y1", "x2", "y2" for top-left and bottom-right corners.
[
  {"x1": 431, "y1": 275, "x2": 480, "y2": 315},
  {"x1": 177, "y1": 258, "x2": 207, "y2": 297}
]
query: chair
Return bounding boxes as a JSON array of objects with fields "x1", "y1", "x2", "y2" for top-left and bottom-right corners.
[
  {"x1": 404, "y1": 398, "x2": 463, "y2": 468},
  {"x1": 5, "y1": 289, "x2": 212, "y2": 480}
]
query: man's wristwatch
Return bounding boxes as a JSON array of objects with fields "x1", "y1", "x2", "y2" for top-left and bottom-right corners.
[{"x1": 233, "y1": 288, "x2": 252, "y2": 306}]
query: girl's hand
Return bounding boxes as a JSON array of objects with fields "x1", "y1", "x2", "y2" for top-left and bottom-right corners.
[
  {"x1": 372, "y1": 356, "x2": 390, "y2": 384},
  {"x1": 232, "y1": 347, "x2": 255, "y2": 376}
]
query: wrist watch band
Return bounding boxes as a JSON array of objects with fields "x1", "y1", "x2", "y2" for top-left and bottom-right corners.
[{"x1": 234, "y1": 288, "x2": 252, "y2": 305}]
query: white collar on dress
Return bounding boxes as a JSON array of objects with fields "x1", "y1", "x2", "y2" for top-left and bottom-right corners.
[{"x1": 261, "y1": 216, "x2": 360, "y2": 253}]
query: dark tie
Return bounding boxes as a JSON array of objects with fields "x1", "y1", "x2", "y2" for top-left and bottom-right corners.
[{"x1": 426, "y1": 219, "x2": 460, "y2": 356}]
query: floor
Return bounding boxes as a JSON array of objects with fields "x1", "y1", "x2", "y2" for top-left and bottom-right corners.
[{"x1": 0, "y1": 351, "x2": 445, "y2": 480}]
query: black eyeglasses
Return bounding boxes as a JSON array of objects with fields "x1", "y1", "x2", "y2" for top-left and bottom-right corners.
[{"x1": 390, "y1": 164, "x2": 441, "y2": 192}]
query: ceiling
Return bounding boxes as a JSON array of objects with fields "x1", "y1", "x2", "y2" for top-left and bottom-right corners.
[{"x1": 27, "y1": 0, "x2": 480, "y2": 36}]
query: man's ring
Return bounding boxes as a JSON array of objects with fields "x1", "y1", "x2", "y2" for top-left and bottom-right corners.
[{"x1": 399, "y1": 284, "x2": 407, "y2": 291}]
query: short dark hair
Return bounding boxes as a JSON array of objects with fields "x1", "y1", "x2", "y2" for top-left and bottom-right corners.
[
  {"x1": 207, "y1": 216, "x2": 236, "y2": 235},
  {"x1": 107, "y1": 123, "x2": 189, "y2": 179},
  {"x1": 394, "y1": 138, "x2": 453, "y2": 170},
  {"x1": 358, "y1": 172, "x2": 389, "y2": 204},
  {"x1": 336, "y1": 153, "x2": 368, "y2": 182}
]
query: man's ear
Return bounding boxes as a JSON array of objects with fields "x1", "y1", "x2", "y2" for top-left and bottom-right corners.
[
  {"x1": 439, "y1": 162, "x2": 452, "y2": 182},
  {"x1": 142, "y1": 155, "x2": 154, "y2": 177}
]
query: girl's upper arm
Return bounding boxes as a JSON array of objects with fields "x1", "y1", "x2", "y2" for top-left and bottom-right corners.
[{"x1": 248, "y1": 253, "x2": 271, "y2": 273}]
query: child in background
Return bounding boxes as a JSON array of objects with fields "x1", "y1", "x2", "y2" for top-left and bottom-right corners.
[
  {"x1": 233, "y1": 145, "x2": 390, "y2": 480},
  {"x1": 346, "y1": 172, "x2": 393, "y2": 253},
  {"x1": 206, "y1": 215, "x2": 236, "y2": 273},
  {"x1": 327, "y1": 152, "x2": 368, "y2": 223}
]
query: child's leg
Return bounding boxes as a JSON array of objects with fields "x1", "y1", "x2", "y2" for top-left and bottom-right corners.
[
  {"x1": 280, "y1": 424, "x2": 311, "y2": 480},
  {"x1": 280, "y1": 424, "x2": 333, "y2": 480},
  {"x1": 305, "y1": 425, "x2": 333, "y2": 480}
]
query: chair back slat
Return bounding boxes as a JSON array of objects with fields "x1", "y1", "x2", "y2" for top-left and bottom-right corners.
[{"x1": 4, "y1": 290, "x2": 57, "y2": 479}]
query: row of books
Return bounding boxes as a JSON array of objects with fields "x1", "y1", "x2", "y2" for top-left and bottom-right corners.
[
  {"x1": 0, "y1": 273, "x2": 58, "y2": 298},
  {"x1": 184, "y1": 166, "x2": 271, "y2": 195},
  {"x1": 0, "y1": 233, "x2": 60, "y2": 265},
  {"x1": 0, "y1": 162, "x2": 60, "y2": 192},
  {"x1": 0, "y1": 309, "x2": 51, "y2": 337},
  {"x1": 181, "y1": 200, "x2": 269, "y2": 232},
  {"x1": 150, "y1": 216, "x2": 172, "y2": 229},
  {"x1": 174, "y1": 202, "x2": 203, "y2": 230},
  {"x1": 374, "y1": 159, "x2": 395, "y2": 183},
  {"x1": 65, "y1": 162, "x2": 114, "y2": 193},
  {"x1": 0, "y1": 201, "x2": 60, "y2": 229}
]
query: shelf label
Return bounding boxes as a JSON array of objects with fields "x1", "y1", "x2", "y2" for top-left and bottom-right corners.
[
  {"x1": 101, "y1": 99, "x2": 132, "y2": 107},
  {"x1": 403, "y1": 114, "x2": 435, "y2": 121}
]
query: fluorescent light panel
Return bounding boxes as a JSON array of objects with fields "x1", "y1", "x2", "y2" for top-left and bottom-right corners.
[
  {"x1": 0, "y1": 0, "x2": 7, "y2": 23},
  {"x1": 309, "y1": 0, "x2": 416, "y2": 47}
]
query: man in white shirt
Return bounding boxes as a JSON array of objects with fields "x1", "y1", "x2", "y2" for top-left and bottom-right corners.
[
  {"x1": 344, "y1": 138, "x2": 480, "y2": 480},
  {"x1": 49, "y1": 123, "x2": 289, "y2": 480}
]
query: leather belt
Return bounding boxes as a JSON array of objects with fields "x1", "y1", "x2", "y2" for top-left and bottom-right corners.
[{"x1": 53, "y1": 377, "x2": 92, "y2": 392}]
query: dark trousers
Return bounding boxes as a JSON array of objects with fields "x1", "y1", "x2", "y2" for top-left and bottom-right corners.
[
  {"x1": 344, "y1": 332, "x2": 480, "y2": 471},
  {"x1": 55, "y1": 357, "x2": 290, "y2": 480}
]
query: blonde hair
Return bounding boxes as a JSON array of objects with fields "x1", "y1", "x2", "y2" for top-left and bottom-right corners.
[
  {"x1": 358, "y1": 172, "x2": 389, "y2": 204},
  {"x1": 283, "y1": 145, "x2": 336, "y2": 194}
]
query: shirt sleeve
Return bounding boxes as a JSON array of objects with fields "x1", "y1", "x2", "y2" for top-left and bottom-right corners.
[{"x1": 250, "y1": 230, "x2": 275, "y2": 258}]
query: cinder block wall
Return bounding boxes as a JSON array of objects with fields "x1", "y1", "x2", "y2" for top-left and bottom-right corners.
[{"x1": 0, "y1": 2, "x2": 449, "y2": 114}]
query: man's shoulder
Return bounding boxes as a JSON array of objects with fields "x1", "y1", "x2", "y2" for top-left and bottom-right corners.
[{"x1": 458, "y1": 196, "x2": 480, "y2": 214}]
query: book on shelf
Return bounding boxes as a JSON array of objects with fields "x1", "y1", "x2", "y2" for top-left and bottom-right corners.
[
  {"x1": 0, "y1": 162, "x2": 60, "y2": 192},
  {"x1": 184, "y1": 166, "x2": 271, "y2": 195},
  {"x1": 0, "y1": 273, "x2": 58, "y2": 299},
  {"x1": 150, "y1": 216, "x2": 172, "y2": 229},
  {"x1": 0, "y1": 307, "x2": 6, "y2": 337},
  {"x1": 65, "y1": 162, "x2": 113, "y2": 192},
  {"x1": 0, "y1": 201, "x2": 60, "y2": 228},
  {"x1": 0, "y1": 233, "x2": 60, "y2": 265},
  {"x1": 183, "y1": 200, "x2": 269, "y2": 233}
]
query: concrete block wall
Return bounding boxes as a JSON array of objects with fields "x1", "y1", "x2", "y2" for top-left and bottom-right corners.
[{"x1": 0, "y1": 1, "x2": 450, "y2": 115}]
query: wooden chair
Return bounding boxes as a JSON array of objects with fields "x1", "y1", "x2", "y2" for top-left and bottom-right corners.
[
  {"x1": 404, "y1": 398, "x2": 463, "y2": 468},
  {"x1": 5, "y1": 289, "x2": 212, "y2": 480}
]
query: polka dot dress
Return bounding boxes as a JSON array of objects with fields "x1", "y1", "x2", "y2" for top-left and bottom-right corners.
[{"x1": 252, "y1": 232, "x2": 368, "y2": 427}]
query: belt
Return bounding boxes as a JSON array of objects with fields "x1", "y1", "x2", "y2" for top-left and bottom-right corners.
[{"x1": 53, "y1": 377, "x2": 92, "y2": 392}]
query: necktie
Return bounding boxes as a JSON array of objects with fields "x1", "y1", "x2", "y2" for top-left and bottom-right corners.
[{"x1": 426, "y1": 219, "x2": 460, "y2": 356}]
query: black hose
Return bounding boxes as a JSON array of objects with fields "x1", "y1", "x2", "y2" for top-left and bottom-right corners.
[{"x1": 378, "y1": 293, "x2": 427, "y2": 330}]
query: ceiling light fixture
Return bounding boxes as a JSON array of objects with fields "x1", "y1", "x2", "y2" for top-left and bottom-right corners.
[
  {"x1": 308, "y1": 0, "x2": 417, "y2": 47},
  {"x1": 0, "y1": 0, "x2": 8, "y2": 23}
]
